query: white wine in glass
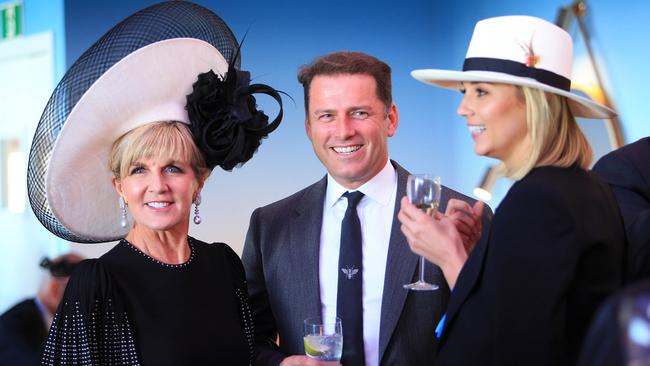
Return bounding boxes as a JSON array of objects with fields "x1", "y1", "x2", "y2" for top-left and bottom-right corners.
[{"x1": 404, "y1": 174, "x2": 441, "y2": 291}]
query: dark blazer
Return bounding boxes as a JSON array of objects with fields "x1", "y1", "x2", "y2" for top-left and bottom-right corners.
[
  {"x1": 242, "y1": 160, "x2": 492, "y2": 365},
  {"x1": 0, "y1": 298, "x2": 48, "y2": 366},
  {"x1": 593, "y1": 137, "x2": 650, "y2": 281},
  {"x1": 435, "y1": 165, "x2": 625, "y2": 366}
]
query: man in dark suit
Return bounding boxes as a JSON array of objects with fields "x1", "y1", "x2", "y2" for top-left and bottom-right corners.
[
  {"x1": 242, "y1": 51, "x2": 491, "y2": 366},
  {"x1": 0, "y1": 253, "x2": 82, "y2": 365},
  {"x1": 593, "y1": 137, "x2": 650, "y2": 281},
  {"x1": 577, "y1": 279, "x2": 650, "y2": 366}
]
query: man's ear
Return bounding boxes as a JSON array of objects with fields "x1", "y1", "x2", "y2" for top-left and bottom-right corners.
[
  {"x1": 304, "y1": 118, "x2": 311, "y2": 138},
  {"x1": 386, "y1": 102, "x2": 399, "y2": 137}
]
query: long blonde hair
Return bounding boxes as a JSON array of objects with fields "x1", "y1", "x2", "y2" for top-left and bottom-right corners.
[{"x1": 505, "y1": 86, "x2": 592, "y2": 180}]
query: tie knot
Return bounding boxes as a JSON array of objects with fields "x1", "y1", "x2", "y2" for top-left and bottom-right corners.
[{"x1": 343, "y1": 191, "x2": 364, "y2": 209}]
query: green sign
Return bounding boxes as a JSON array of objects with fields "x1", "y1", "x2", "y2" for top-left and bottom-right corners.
[{"x1": 1, "y1": 2, "x2": 23, "y2": 40}]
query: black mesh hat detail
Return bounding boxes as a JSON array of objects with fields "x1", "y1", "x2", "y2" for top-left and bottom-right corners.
[{"x1": 28, "y1": 1, "x2": 242, "y2": 243}]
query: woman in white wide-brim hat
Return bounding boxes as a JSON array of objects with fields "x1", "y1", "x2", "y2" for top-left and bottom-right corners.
[
  {"x1": 397, "y1": 15, "x2": 625, "y2": 365},
  {"x1": 28, "y1": 2, "x2": 283, "y2": 365}
]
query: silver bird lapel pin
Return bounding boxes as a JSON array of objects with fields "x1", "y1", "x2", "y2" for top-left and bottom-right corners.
[{"x1": 342, "y1": 266, "x2": 359, "y2": 280}]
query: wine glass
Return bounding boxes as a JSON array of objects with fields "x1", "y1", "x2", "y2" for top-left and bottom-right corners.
[
  {"x1": 303, "y1": 317, "x2": 343, "y2": 362},
  {"x1": 620, "y1": 294, "x2": 650, "y2": 363},
  {"x1": 403, "y1": 174, "x2": 441, "y2": 291}
]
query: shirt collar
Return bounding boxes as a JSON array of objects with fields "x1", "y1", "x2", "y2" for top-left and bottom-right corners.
[{"x1": 325, "y1": 159, "x2": 397, "y2": 208}]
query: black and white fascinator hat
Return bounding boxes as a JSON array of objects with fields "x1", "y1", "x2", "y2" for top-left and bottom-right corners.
[
  {"x1": 411, "y1": 15, "x2": 615, "y2": 119},
  {"x1": 27, "y1": 1, "x2": 283, "y2": 243}
]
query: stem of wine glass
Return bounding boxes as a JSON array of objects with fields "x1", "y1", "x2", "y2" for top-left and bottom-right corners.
[{"x1": 419, "y1": 256, "x2": 426, "y2": 282}]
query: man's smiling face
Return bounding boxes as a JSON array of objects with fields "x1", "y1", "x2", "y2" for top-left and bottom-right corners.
[{"x1": 305, "y1": 73, "x2": 398, "y2": 189}]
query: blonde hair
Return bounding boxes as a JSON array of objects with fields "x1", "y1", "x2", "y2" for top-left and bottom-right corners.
[
  {"x1": 504, "y1": 86, "x2": 592, "y2": 180},
  {"x1": 109, "y1": 121, "x2": 210, "y2": 182}
]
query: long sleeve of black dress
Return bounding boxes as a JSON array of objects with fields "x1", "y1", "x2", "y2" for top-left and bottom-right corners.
[{"x1": 41, "y1": 259, "x2": 140, "y2": 365}]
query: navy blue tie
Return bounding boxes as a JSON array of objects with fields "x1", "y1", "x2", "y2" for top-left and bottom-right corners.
[{"x1": 337, "y1": 191, "x2": 365, "y2": 366}]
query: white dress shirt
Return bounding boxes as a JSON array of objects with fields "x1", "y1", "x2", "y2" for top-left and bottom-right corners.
[{"x1": 319, "y1": 159, "x2": 397, "y2": 366}]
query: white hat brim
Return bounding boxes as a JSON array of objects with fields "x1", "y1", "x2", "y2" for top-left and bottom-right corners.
[
  {"x1": 46, "y1": 38, "x2": 227, "y2": 242},
  {"x1": 411, "y1": 69, "x2": 615, "y2": 119}
]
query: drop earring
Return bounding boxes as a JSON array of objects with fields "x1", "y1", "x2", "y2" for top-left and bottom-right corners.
[
  {"x1": 119, "y1": 196, "x2": 128, "y2": 228},
  {"x1": 193, "y1": 193, "x2": 202, "y2": 225}
]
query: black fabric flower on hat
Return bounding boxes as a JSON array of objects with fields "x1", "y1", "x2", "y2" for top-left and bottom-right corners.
[{"x1": 186, "y1": 57, "x2": 283, "y2": 171}]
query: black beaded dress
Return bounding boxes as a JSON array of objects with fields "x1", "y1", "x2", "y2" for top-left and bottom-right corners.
[{"x1": 41, "y1": 237, "x2": 253, "y2": 365}]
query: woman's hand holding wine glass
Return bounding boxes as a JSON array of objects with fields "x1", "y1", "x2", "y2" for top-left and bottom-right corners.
[
  {"x1": 444, "y1": 198, "x2": 485, "y2": 255},
  {"x1": 398, "y1": 175, "x2": 468, "y2": 289}
]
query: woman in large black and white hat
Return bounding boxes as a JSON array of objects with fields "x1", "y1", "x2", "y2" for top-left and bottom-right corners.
[
  {"x1": 397, "y1": 16, "x2": 626, "y2": 365},
  {"x1": 28, "y1": 2, "x2": 283, "y2": 365}
]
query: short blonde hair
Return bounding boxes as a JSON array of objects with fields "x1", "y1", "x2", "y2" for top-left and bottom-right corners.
[
  {"x1": 109, "y1": 121, "x2": 210, "y2": 182},
  {"x1": 505, "y1": 86, "x2": 592, "y2": 180}
]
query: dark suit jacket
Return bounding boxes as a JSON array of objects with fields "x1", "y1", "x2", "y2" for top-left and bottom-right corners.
[
  {"x1": 242, "y1": 160, "x2": 492, "y2": 365},
  {"x1": 435, "y1": 165, "x2": 625, "y2": 366},
  {"x1": 576, "y1": 280, "x2": 650, "y2": 366},
  {"x1": 593, "y1": 137, "x2": 650, "y2": 281},
  {"x1": 0, "y1": 298, "x2": 48, "y2": 366}
]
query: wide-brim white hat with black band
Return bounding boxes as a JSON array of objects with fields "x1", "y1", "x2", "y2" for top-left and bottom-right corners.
[
  {"x1": 411, "y1": 15, "x2": 616, "y2": 119},
  {"x1": 28, "y1": 1, "x2": 283, "y2": 243}
]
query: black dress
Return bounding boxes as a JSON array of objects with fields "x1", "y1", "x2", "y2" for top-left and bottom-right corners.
[{"x1": 41, "y1": 237, "x2": 253, "y2": 365}]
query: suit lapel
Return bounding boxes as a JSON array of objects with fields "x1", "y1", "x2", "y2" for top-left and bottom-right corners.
[
  {"x1": 378, "y1": 161, "x2": 419, "y2": 360},
  {"x1": 289, "y1": 176, "x2": 328, "y2": 318}
]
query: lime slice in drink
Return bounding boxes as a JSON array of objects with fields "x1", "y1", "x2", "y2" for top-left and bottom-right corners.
[{"x1": 304, "y1": 335, "x2": 330, "y2": 357}]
